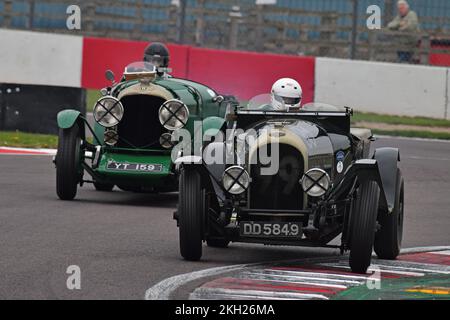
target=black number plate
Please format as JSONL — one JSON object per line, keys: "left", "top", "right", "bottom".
{"left": 107, "top": 162, "right": 163, "bottom": 172}
{"left": 240, "top": 222, "right": 302, "bottom": 238}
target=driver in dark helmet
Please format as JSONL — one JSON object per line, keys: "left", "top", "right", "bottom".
{"left": 118, "top": 42, "right": 170, "bottom": 83}
{"left": 143, "top": 42, "right": 171, "bottom": 77}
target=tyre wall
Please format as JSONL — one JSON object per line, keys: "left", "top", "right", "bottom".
{"left": 0, "top": 29, "right": 85, "bottom": 134}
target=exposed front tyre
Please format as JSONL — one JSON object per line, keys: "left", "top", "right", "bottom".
{"left": 56, "top": 125, "right": 82, "bottom": 200}
{"left": 93, "top": 182, "right": 115, "bottom": 192}
{"left": 206, "top": 238, "right": 230, "bottom": 248}
{"left": 374, "top": 170, "right": 404, "bottom": 260}
{"left": 178, "top": 169, "right": 204, "bottom": 261}
{"left": 349, "top": 180, "right": 380, "bottom": 274}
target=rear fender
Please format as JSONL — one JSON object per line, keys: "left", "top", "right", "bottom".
{"left": 373, "top": 148, "right": 400, "bottom": 213}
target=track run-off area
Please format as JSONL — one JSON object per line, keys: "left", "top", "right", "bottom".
{"left": 0, "top": 136, "right": 449, "bottom": 299}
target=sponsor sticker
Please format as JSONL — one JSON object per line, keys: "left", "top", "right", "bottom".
{"left": 336, "top": 151, "right": 345, "bottom": 162}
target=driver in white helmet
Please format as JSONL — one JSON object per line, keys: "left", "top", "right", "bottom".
{"left": 270, "top": 78, "right": 303, "bottom": 111}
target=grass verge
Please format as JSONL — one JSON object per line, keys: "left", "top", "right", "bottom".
{"left": 372, "top": 129, "right": 450, "bottom": 140}
{"left": 87, "top": 89, "right": 102, "bottom": 113}
{"left": 2, "top": 108, "right": 449, "bottom": 150}
{"left": 352, "top": 112, "right": 450, "bottom": 128}
{"left": 0, "top": 131, "right": 58, "bottom": 149}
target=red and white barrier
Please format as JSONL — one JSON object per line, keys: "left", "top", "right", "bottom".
{"left": 80, "top": 37, "right": 315, "bottom": 102}
{"left": 1, "top": 28, "right": 449, "bottom": 120}
{"left": 187, "top": 47, "right": 315, "bottom": 102}
{"left": 81, "top": 37, "right": 191, "bottom": 89}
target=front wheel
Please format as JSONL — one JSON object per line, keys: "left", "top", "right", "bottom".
{"left": 349, "top": 180, "right": 380, "bottom": 274}
{"left": 374, "top": 170, "right": 404, "bottom": 259}
{"left": 56, "top": 125, "right": 81, "bottom": 200}
{"left": 178, "top": 169, "right": 204, "bottom": 261}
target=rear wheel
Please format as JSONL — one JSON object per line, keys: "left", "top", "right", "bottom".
{"left": 178, "top": 169, "right": 204, "bottom": 261}
{"left": 56, "top": 125, "right": 81, "bottom": 200}
{"left": 94, "top": 182, "right": 115, "bottom": 192}
{"left": 374, "top": 170, "right": 404, "bottom": 259}
{"left": 349, "top": 180, "right": 380, "bottom": 274}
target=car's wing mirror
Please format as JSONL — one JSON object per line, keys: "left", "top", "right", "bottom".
{"left": 105, "top": 70, "right": 116, "bottom": 84}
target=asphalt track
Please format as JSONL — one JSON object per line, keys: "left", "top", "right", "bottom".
{"left": 0, "top": 137, "right": 449, "bottom": 299}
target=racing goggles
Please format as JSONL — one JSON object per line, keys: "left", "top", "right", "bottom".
{"left": 144, "top": 54, "right": 165, "bottom": 67}
{"left": 274, "top": 94, "right": 301, "bottom": 106}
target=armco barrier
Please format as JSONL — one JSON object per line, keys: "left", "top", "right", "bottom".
{"left": 82, "top": 37, "right": 190, "bottom": 89}
{"left": 0, "top": 83, "right": 85, "bottom": 135}
{"left": 315, "top": 57, "right": 449, "bottom": 120}
{"left": 186, "top": 47, "right": 315, "bottom": 102}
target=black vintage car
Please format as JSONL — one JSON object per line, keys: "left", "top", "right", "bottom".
{"left": 174, "top": 99, "right": 404, "bottom": 274}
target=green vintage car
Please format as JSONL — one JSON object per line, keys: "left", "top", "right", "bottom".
{"left": 55, "top": 61, "right": 228, "bottom": 200}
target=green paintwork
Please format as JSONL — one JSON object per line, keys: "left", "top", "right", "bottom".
{"left": 57, "top": 109, "right": 81, "bottom": 129}
{"left": 156, "top": 80, "right": 214, "bottom": 116}
{"left": 93, "top": 122, "right": 105, "bottom": 144}
{"left": 202, "top": 116, "right": 226, "bottom": 137}
{"left": 94, "top": 151, "right": 174, "bottom": 186}
{"left": 58, "top": 69, "right": 229, "bottom": 190}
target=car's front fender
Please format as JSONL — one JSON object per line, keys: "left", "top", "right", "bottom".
{"left": 202, "top": 116, "right": 226, "bottom": 137}
{"left": 327, "top": 159, "right": 387, "bottom": 207}
{"left": 57, "top": 109, "right": 81, "bottom": 130}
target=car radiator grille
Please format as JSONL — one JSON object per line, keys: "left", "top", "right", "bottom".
{"left": 117, "top": 95, "right": 167, "bottom": 149}
{"left": 249, "top": 144, "right": 304, "bottom": 211}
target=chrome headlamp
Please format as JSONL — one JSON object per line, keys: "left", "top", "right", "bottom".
{"left": 159, "top": 133, "right": 174, "bottom": 149}
{"left": 104, "top": 129, "right": 118, "bottom": 146}
{"left": 223, "top": 166, "right": 250, "bottom": 195}
{"left": 301, "top": 168, "right": 331, "bottom": 197}
{"left": 93, "top": 96, "right": 124, "bottom": 128}
{"left": 158, "top": 99, "right": 189, "bottom": 130}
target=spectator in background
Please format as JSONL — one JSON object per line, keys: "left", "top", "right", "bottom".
{"left": 387, "top": 0, "right": 420, "bottom": 63}
{"left": 387, "top": 0, "right": 419, "bottom": 32}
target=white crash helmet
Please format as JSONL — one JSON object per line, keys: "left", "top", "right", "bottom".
{"left": 270, "top": 78, "right": 303, "bottom": 110}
